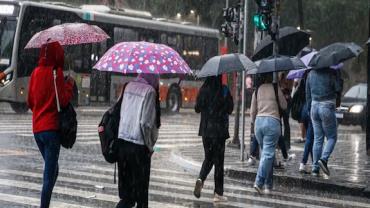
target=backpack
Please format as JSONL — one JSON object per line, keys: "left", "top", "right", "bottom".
{"left": 98, "top": 83, "right": 127, "bottom": 163}
{"left": 291, "top": 80, "right": 306, "bottom": 121}
{"left": 52, "top": 69, "right": 77, "bottom": 149}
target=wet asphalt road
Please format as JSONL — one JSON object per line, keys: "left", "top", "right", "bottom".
{"left": 0, "top": 108, "right": 369, "bottom": 208}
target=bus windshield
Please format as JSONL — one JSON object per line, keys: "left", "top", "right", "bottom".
{"left": 0, "top": 17, "right": 16, "bottom": 72}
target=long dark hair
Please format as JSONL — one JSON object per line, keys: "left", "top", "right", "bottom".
{"left": 155, "top": 87, "right": 161, "bottom": 129}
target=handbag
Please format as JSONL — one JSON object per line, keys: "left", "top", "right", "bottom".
{"left": 53, "top": 68, "right": 78, "bottom": 149}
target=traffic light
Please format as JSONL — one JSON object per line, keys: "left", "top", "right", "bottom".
{"left": 253, "top": 0, "right": 274, "bottom": 32}
{"left": 220, "top": 5, "right": 241, "bottom": 45}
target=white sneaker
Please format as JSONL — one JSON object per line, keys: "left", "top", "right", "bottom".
{"left": 213, "top": 193, "right": 228, "bottom": 202}
{"left": 253, "top": 184, "right": 263, "bottom": 194}
{"left": 299, "top": 163, "right": 310, "bottom": 173}
{"left": 247, "top": 156, "right": 256, "bottom": 166}
{"left": 264, "top": 188, "right": 272, "bottom": 195}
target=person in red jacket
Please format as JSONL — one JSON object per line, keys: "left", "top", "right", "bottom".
{"left": 27, "top": 41, "right": 74, "bottom": 208}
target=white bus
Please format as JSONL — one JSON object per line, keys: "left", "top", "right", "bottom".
{"left": 0, "top": 0, "right": 220, "bottom": 113}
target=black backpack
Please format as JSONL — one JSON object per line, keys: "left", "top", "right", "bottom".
{"left": 291, "top": 80, "right": 306, "bottom": 121}
{"left": 98, "top": 83, "right": 127, "bottom": 163}
{"left": 52, "top": 69, "right": 77, "bottom": 149}
{"left": 59, "top": 103, "right": 77, "bottom": 148}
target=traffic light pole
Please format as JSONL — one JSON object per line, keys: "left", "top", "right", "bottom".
{"left": 366, "top": 7, "right": 370, "bottom": 156}
{"left": 231, "top": 1, "right": 244, "bottom": 148}
{"left": 240, "top": 0, "right": 249, "bottom": 161}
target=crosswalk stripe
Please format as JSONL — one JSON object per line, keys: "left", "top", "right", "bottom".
{"left": 0, "top": 193, "right": 92, "bottom": 208}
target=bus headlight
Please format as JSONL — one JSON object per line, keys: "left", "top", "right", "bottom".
{"left": 349, "top": 105, "right": 364, "bottom": 113}
{"left": 0, "top": 72, "right": 13, "bottom": 86}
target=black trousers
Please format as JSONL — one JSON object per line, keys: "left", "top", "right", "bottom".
{"left": 199, "top": 136, "right": 226, "bottom": 195}
{"left": 116, "top": 140, "right": 151, "bottom": 208}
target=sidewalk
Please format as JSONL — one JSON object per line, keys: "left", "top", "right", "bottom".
{"left": 172, "top": 126, "right": 370, "bottom": 198}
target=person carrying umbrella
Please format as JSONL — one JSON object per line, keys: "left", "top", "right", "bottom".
{"left": 27, "top": 41, "right": 75, "bottom": 208}
{"left": 307, "top": 42, "right": 362, "bottom": 176}
{"left": 250, "top": 72, "right": 287, "bottom": 194}
{"left": 115, "top": 73, "right": 161, "bottom": 208}
{"left": 193, "top": 75, "right": 233, "bottom": 202}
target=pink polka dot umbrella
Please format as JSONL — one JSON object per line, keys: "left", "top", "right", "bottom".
{"left": 25, "top": 23, "right": 110, "bottom": 48}
{"left": 93, "top": 41, "right": 192, "bottom": 75}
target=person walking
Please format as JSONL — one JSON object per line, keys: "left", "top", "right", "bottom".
{"left": 193, "top": 76, "right": 233, "bottom": 202}
{"left": 250, "top": 72, "right": 287, "bottom": 194}
{"left": 115, "top": 73, "right": 160, "bottom": 208}
{"left": 296, "top": 72, "right": 314, "bottom": 173}
{"left": 27, "top": 41, "right": 74, "bottom": 208}
{"left": 306, "top": 68, "right": 342, "bottom": 176}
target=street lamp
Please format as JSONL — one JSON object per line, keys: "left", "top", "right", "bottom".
{"left": 176, "top": 13, "right": 182, "bottom": 19}
{"left": 190, "top": 10, "right": 195, "bottom": 14}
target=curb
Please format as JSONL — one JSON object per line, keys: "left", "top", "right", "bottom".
{"left": 225, "top": 168, "right": 370, "bottom": 198}
{"left": 171, "top": 148, "right": 370, "bottom": 199}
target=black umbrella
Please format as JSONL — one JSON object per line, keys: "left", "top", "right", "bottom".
{"left": 247, "top": 56, "right": 306, "bottom": 75}
{"left": 252, "top": 26, "right": 311, "bottom": 61}
{"left": 308, "top": 42, "right": 363, "bottom": 70}
{"left": 196, "top": 53, "right": 257, "bottom": 78}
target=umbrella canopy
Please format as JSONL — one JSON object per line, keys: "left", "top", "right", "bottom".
{"left": 308, "top": 42, "right": 363, "bottom": 70}
{"left": 252, "top": 26, "right": 311, "bottom": 61}
{"left": 247, "top": 56, "right": 306, "bottom": 75}
{"left": 286, "top": 51, "right": 316, "bottom": 79}
{"left": 25, "top": 23, "right": 110, "bottom": 48}
{"left": 93, "top": 41, "right": 191, "bottom": 74}
{"left": 367, "top": 38, "right": 370, "bottom": 45}
{"left": 196, "top": 53, "right": 257, "bottom": 78}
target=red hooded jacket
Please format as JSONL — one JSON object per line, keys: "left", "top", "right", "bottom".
{"left": 27, "top": 41, "right": 74, "bottom": 133}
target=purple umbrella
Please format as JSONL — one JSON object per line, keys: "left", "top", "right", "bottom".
{"left": 93, "top": 41, "right": 192, "bottom": 74}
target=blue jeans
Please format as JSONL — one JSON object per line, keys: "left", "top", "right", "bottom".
{"left": 311, "top": 101, "right": 337, "bottom": 172}
{"left": 34, "top": 131, "right": 61, "bottom": 208}
{"left": 301, "top": 103, "right": 314, "bottom": 164}
{"left": 254, "top": 116, "right": 281, "bottom": 189}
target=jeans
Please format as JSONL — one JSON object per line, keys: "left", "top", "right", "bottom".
{"left": 199, "top": 137, "right": 226, "bottom": 195}
{"left": 116, "top": 139, "right": 151, "bottom": 208}
{"left": 254, "top": 116, "right": 281, "bottom": 189}
{"left": 250, "top": 135, "right": 259, "bottom": 158}
{"left": 311, "top": 101, "right": 337, "bottom": 172}
{"left": 34, "top": 131, "right": 60, "bottom": 208}
{"left": 301, "top": 103, "right": 314, "bottom": 164}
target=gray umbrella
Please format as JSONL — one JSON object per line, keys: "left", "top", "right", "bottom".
{"left": 196, "top": 53, "right": 257, "bottom": 78}
{"left": 247, "top": 56, "right": 306, "bottom": 75}
{"left": 308, "top": 42, "right": 363, "bottom": 70}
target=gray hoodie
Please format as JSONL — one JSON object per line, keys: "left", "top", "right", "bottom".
{"left": 118, "top": 79, "right": 158, "bottom": 152}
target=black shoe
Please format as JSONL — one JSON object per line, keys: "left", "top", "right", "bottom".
{"left": 193, "top": 179, "right": 203, "bottom": 198}
{"left": 311, "top": 170, "right": 320, "bottom": 177}
{"left": 318, "top": 159, "right": 330, "bottom": 176}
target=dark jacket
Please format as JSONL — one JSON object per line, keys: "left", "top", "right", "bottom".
{"left": 195, "top": 77, "right": 233, "bottom": 139}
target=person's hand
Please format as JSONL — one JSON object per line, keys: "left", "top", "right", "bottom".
{"left": 98, "top": 126, "right": 104, "bottom": 133}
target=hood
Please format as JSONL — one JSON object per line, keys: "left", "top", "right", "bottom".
{"left": 38, "top": 41, "right": 64, "bottom": 68}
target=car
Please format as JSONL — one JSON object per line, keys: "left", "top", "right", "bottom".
{"left": 336, "top": 83, "right": 367, "bottom": 131}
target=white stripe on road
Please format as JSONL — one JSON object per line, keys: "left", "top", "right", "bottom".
{"left": 0, "top": 192, "right": 92, "bottom": 208}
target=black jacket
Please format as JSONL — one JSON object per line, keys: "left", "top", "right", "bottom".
{"left": 195, "top": 84, "right": 233, "bottom": 139}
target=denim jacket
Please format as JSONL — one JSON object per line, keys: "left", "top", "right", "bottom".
{"left": 306, "top": 69, "right": 343, "bottom": 107}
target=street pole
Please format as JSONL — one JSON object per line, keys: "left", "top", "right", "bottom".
{"left": 366, "top": 7, "right": 370, "bottom": 156}
{"left": 297, "top": 0, "right": 304, "bottom": 29}
{"left": 231, "top": 1, "right": 244, "bottom": 148}
{"left": 240, "top": 0, "right": 248, "bottom": 161}
{"left": 224, "top": 0, "right": 229, "bottom": 49}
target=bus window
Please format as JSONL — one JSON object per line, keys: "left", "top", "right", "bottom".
{"left": 183, "top": 36, "right": 202, "bottom": 71}
{"left": 0, "top": 17, "right": 16, "bottom": 72}
{"left": 160, "top": 33, "right": 167, "bottom": 44}
{"left": 139, "top": 29, "right": 159, "bottom": 43}
{"left": 114, "top": 27, "right": 138, "bottom": 43}
{"left": 17, "top": 6, "right": 82, "bottom": 77}
{"left": 167, "top": 34, "right": 182, "bottom": 53}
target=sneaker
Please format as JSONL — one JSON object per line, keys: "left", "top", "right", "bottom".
{"left": 299, "top": 163, "right": 311, "bottom": 174}
{"left": 247, "top": 156, "right": 256, "bottom": 166}
{"left": 311, "top": 170, "right": 320, "bottom": 177}
{"left": 213, "top": 193, "right": 228, "bottom": 202}
{"left": 254, "top": 184, "right": 263, "bottom": 194}
{"left": 193, "top": 179, "right": 203, "bottom": 198}
{"left": 296, "top": 138, "right": 306, "bottom": 143}
{"left": 264, "top": 188, "right": 272, "bottom": 195}
{"left": 318, "top": 159, "right": 330, "bottom": 176}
